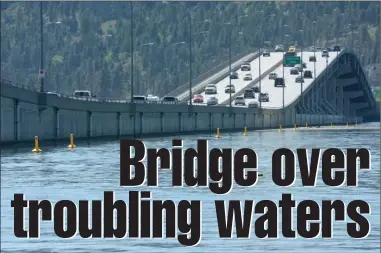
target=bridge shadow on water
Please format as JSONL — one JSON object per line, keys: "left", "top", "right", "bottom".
{"left": 1, "top": 122, "right": 379, "bottom": 155}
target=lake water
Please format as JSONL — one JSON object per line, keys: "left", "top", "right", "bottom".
{"left": 1, "top": 123, "right": 380, "bottom": 252}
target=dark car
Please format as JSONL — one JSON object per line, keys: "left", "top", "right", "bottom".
{"left": 252, "top": 85, "right": 260, "bottom": 93}
{"left": 274, "top": 77, "right": 285, "bottom": 87}
{"left": 243, "top": 89, "right": 255, "bottom": 99}
{"left": 304, "top": 70, "right": 313, "bottom": 78}
{"left": 333, "top": 45, "right": 341, "bottom": 52}
{"left": 295, "top": 76, "right": 304, "bottom": 83}
{"left": 262, "top": 51, "right": 270, "bottom": 57}
{"left": 230, "top": 72, "right": 239, "bottom": 79}
{"left": 161, "top": 96, "right": 179, "bottom": 104}
{"left": 290, "top": 68, "right": 299, "bottom": 75}
{"left": 309, "top": 56, "right": 316, "bottom": 62}
{"left": 284, "top": 51, "right": 296, "bottom": 57}
{"left": 258, "top": 93, "right": 269, "bottom": 102}
{"left": 327, "top": 47, "right": 333, "bottom": 52}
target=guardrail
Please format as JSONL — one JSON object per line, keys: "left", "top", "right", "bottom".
{"left": 164, "top": 48, "right": 257, "bottom": 98}
{"left": 1, "top": 79, "right": 39, "bottom": 92}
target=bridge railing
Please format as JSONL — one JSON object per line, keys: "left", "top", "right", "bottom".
{"left": 1, "top": 79, "right": 39, "bottom": 92}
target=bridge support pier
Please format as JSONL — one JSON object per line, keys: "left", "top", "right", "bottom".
{"left": 53, "top": 107, "right": 59, "bottom": 140}
{"left": 87, "top": 111, "right": 92, "bottom": 138}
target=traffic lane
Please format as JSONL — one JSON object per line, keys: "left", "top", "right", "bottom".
{"left": 194, "top": 52, "right": 282, "bottom": 105}
{"left": 196, "top": 52, "right": 264, "bottom": 102}
{"left": 217, "top": 52, "right": 284, "bottom": 105}
{"left": 260, "top": 51, "right": 339, "bottom": 108}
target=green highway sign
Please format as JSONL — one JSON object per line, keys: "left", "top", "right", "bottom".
{"left": 284, "top": 56, "right": 301, "bottom": 65}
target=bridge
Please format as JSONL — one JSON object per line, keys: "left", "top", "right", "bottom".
{"left": 1, "top": 48, "right": 378, "bottom": 144}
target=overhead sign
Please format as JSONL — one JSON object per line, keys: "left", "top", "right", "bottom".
{"left": 284, "top": 56, "right": 301, "bottom": 65}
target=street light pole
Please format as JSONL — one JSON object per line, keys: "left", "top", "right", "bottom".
{"left": 299, "top": 30, "right": 304, "bottom": 98}
{"left": 259, "top": 41, "right": 262, "bottom": 106}
{"left": 228, "top": 24, "right": 232, "bottom": 108}
{"left": 188, "top": 12, "right": 193, "bottom": 106}
{"left": 130, "top": 1, "right": 134, "bottom": 103}
{"left": 282, "top": 25, "right": 288, "bottom": 112}
{"left": 130, "top": 1, "right": 135, "bottom": 138}
{"left": 40, "top": 1, "right": 44, "bottom": 93}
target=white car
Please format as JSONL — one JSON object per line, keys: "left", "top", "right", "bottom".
{"left": 204, "top": 84, "right": 217, "bottom": 94}
{"left": 207, "top": 96, "right": 218, "bottom": 106}
{"left": 269, "top": 73, "right": 277, "bottom": 80}
{"left": 322, "top": 50, "right": 329, "bottom": 57}
{"left": 241, "top": 63, "right": 251, "bottom": 71}
{"left": 275, "top": 45, "right": 284, "bottom": 52}
{"left": 243, "top": 73, "right": 253, "bottom": 81}
{"left": 146, "top": 94, "right": 160, "bottom": 103}
{"left": 225, "top": 84, "right": 235, "bottom": 93}
{"left": 234, "top": 96, "right": 246, "bottom": 106}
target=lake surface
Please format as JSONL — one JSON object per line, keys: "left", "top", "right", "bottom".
{"left": 1, "top": 123, "right": 380, "bottom": 252}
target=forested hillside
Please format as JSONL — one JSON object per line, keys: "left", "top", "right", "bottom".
{"left": 1, "top": 1, "right": 380, "bottom": 99}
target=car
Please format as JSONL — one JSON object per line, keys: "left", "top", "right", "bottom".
{"left": 295, "top": 76, "right": 304, "bottom": 83}
{"left": 204, "top": 84, "right": 217, "bottom": 94}
{"left": 258, "top": 93, "right": 269, "bottom": 102}
{"left": 132, "top": 95, "right": 148, "bottom": 103}
{"left": 316, "top": 47, "right": 322, "bottom": 51}
{"left": 225, "top": 84, "right": 235, "bottom": 93}
{"left": 284, "top": 51, "right": 297, "bottom": 57}
{"left": 243, "top": 73, "right": 253, "bottom": 81}
{"left": 290, "top": 68, "right": 299, "bottom": 75}
{"left": 243, "top": 89, "right": 255, "bottom": 99}
{"left": 252, "top": 84, "right": 260, "bottom": 93}
{"left": 269, "top": 73, "right": 277, "bottom": 80}
{"left": 241, "top": 63, "right": 251, "bottom": 71}
{"left": 275, "top": 45, "right": 284, "bottom": 52}
{"left": 322, "top": 50, "right": 329, "bottom": 57}
{"left": 274, "top": 77, "right": 285, "bottom": 87}
{"left": 295, "top": 64, "right": 304, "bottom": 72}
{"left": 46, "top": 91, "right": 59, "bottom": 96}
{"left": 147, "top": 94, "right": 160, "bottom": 103}
{"left": 309, "top": 55, "right": 316, "bottom": 62}
{"left": 161, "top": 96, "right": 179, "bottom": 103}
{"left": 230, "top": 72, "right": 239, "bottom": 79}
{"left": 248, "top": 101, "right": 259, "bottom": 108}
{"left": 207, "top": 96, "right": 218, "bottom": 106}
{"left": 333, "top": 45, "right": 341, "bottom": 52}
{"left": 288, "top": 46, "right": 296, "bottom": 52}
{"left": 327, "top": 47, "right": 333, "bottom": 52}
{"left": 234, "top": 96, "right": 246, "bottom": 106}
{"left": 310, "top": 46, "right": 316, "bottom": 52}
{"left": 262, "top": 50, "right": 270, "bottom": 57}
{"left": 192, "top": 94, "right": 204, "bottom": 103}
{"left": 301, "top": 62, "right": 307, "bottom": 68}
{"left": 74, "top": 90, "right": 96, "bottom": 98}
{"left": 304, "top": 70, "right": 313, "bottom": 78}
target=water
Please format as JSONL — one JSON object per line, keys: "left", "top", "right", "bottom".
{"left": 1, "top": 123, "right": 380, "bottom": 252}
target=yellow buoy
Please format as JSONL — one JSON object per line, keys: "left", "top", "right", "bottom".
{"left": 331, "top": 122, "right": 333, "bottom": 128}
{"left": 243, "top": 126, "right": 248, "bottom": 136}
{"left": 355, "top": 121, "right": 358, "bottom": 127}
{"left": 293, "top": 124, "right": 296, "bottom": 131}
{"left": 32, "top": 136, "right": 42, "bottom": 153}
{"left": 67, "top": 134, "right": 76, "bottom": 149}
{"left": 216, "top": 128, "right": 221, "bottom": 139}
{"left": 279, "top": 124, "right": 283, "bottom": 132}
{"left": 305, "top": 121, "right": 308, "bottom": 128}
